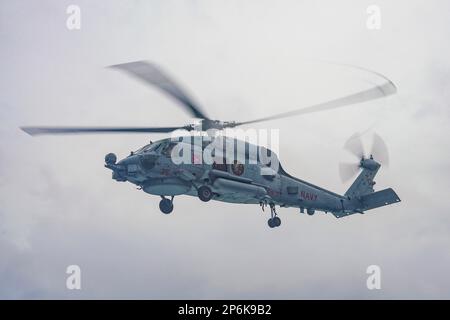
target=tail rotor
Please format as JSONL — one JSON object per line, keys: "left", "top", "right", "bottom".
{"left": 339, "top": 132, "right": 389, "bottom": 183}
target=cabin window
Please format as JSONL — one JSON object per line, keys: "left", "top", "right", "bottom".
{"left": 140, "top": 154, "right": 156, "bottom": 170}
{"left": 162, "top": 142, "right": 177, "bottom": 157}
{"left": 212, "top": 162, "right": 228, "bottom": 172}
{"left": 287, "top": 186, "right": 298, "bottom": 195}
{"left": 262, "top": 175, "right": 274, "bottom": 181}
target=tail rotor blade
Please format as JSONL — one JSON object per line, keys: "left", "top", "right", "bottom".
{"left": 339, "top": 162, "right": 360, "bottom": 183}
{"left": 339, "top": 131, "right": 390, "bottom": 183}
{"left": 371, "top": 133, "right": 390, "bottom": 167}
{"left": 343, "top": 132, "right": 365, "bottom": 159}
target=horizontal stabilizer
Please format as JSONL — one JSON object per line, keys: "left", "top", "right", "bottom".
{"left": 360, "top": 188, "right": 401, "bottom": 211}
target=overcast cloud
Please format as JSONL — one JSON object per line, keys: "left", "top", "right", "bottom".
{"left": 1, "top": 0, "right": 450, "bottom": 299}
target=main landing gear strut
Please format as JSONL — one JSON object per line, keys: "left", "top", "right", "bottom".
{"left": 260, "top": 201, "right": 281, "bottom": 228}
{"left": 159, "top": 196, "right": 174, "bottom": 214}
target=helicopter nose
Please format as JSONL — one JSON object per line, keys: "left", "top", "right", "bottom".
{"left": 104, "top": 153, "right": 129, "bottom": 182}
{"left": 117, "top": 154, "right": 141, "bottom": 174}
{"left": 105, "top": 153, "right": 117, "bottom": 165}
{"left": 117, "top": 154, "right": 138, "bottom": 165}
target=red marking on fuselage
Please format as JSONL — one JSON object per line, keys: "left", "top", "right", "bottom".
{"left": 161, "top": 168, "right": 170, "bottom": 176}
{"left": 267, "top": 188, "right": 280, "bottom": 197}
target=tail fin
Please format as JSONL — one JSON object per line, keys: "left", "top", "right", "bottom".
{"left": 334, "top": 157, "right": 401, "bottom": 218}
{"left": 345, "top": 157, "right": 380, "bottom": 199}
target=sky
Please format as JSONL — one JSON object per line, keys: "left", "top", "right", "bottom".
{"left": 1, "top": 0, "right": 450, "bottom": 299}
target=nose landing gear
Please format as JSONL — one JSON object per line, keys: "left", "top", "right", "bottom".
{"left": 159, "top": 196, "right": 174, "bottom": 214}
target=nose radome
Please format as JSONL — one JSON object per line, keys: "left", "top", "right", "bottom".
{"left": 105, "top": 153, "right": 117, "bottom": 165}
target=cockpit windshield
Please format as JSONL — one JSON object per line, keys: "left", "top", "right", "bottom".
{"left": 135, "top": 142, "right": 162, "bottom": 154}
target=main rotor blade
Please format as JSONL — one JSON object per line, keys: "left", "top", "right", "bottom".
{"left": 233, "top": 73, "right": 396, "bottom": 127}
{"left": 339, "top": 162, "right": 360, "bottom": 183}
{"left": 371, "top": 133, "right": 390, "bottom": 167}
{"left": 109, "top": 61, "right": 209, "bottom": 120}
{"left": 344, "top": 132, "right": 365, "bottom": 159}
{"left": 21, "top": 126, "right": 185, "bottom": 136}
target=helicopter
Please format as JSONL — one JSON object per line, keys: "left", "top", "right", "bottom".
{"left": 21, "top": 61, "right": 401, "bottom": 228}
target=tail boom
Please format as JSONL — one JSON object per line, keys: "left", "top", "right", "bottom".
{"left": 332, "top": 158, "right": 401, "bottom": 218}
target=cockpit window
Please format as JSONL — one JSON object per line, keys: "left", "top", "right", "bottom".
{"left": 135, "top": 142, "right": 162, "bottom": 153}
{"left": 162, "top": 142, "right": 178, "bottom": 157}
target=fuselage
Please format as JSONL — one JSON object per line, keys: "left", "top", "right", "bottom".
{"left": 105, "top": 136, "right": 355, "bottom": 215}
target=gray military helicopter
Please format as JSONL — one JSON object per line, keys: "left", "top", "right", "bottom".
{"left": 21, "top": 61, "right": 401, "bottom": 228}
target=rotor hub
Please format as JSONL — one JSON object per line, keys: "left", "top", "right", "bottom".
{"left": 359, "top": 158, "right": 380, "bottom": 171}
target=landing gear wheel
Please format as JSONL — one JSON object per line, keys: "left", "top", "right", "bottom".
{"left": 159, "top": 198, "right": 173, "bottom": 214}
{"left": 267, "top": 218, "right": 276, "bottom": 228}
{"left": 273, "top": 216, "right": 281, "bottom": 227}
{"left": 266, "top": 203, "right": 281, "bottom": 228}
{"left": 198, "top": 186, "right": 213, "bottom": 202}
